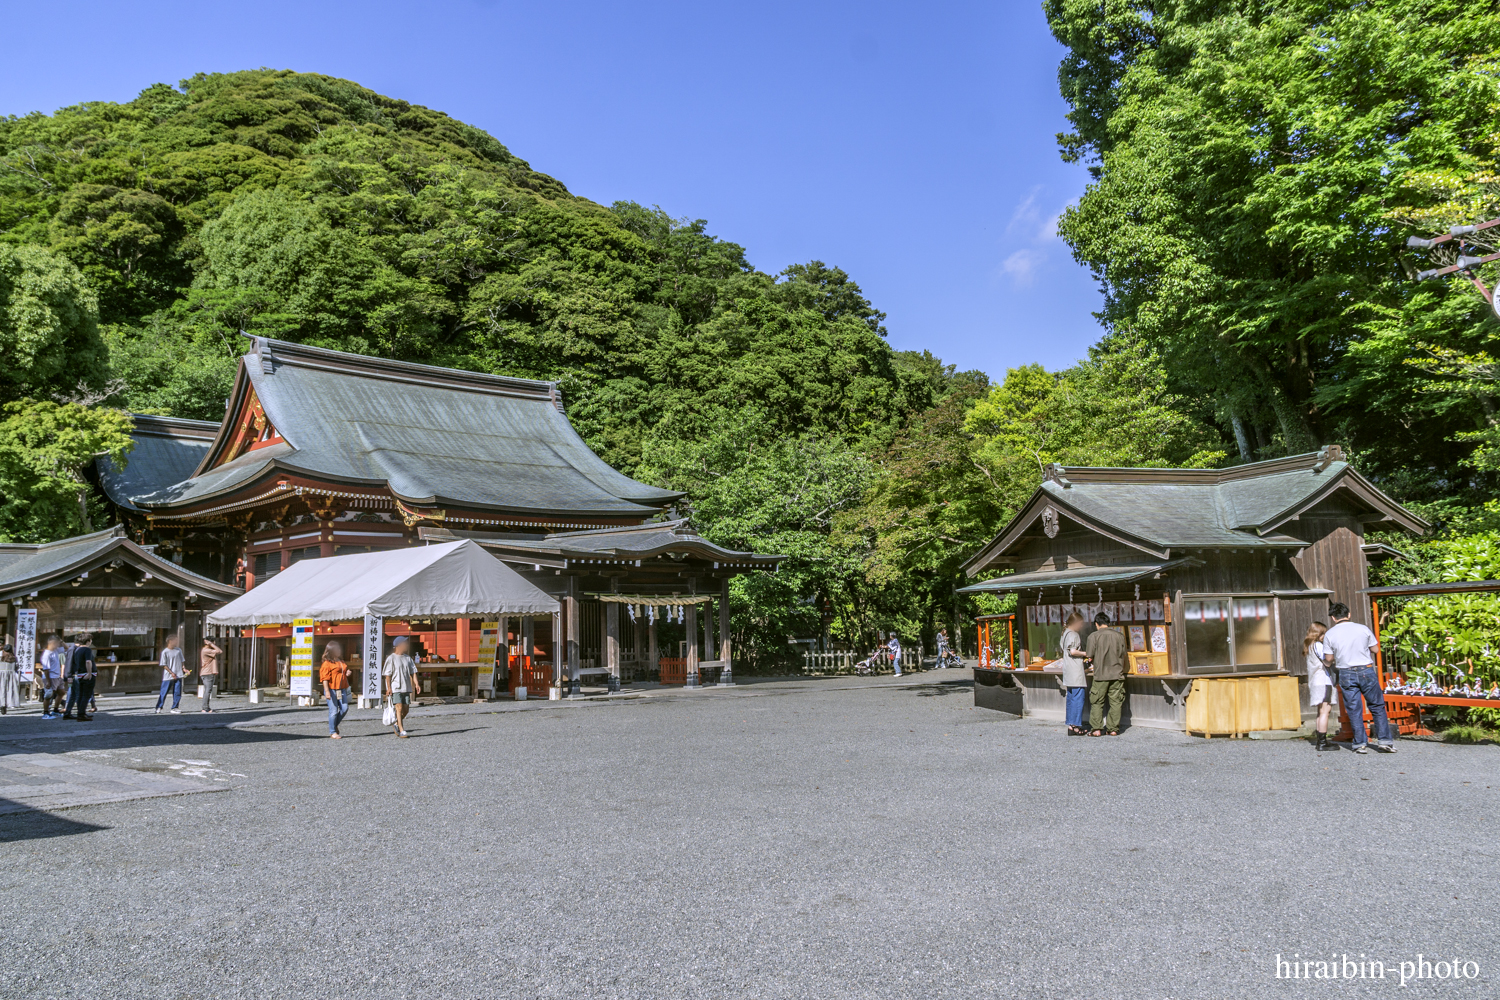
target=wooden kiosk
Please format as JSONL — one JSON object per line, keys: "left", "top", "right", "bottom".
{"left": 961, "top": 449, "right": 1428, "bottom": 735}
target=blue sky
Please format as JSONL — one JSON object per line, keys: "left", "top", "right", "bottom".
{"left": 2, "top": 0, "right": 1104, "bottom": 380}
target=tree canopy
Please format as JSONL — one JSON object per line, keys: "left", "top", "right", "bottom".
{"left": 1046, "top": 0, "right": 1500, "bottom": 499}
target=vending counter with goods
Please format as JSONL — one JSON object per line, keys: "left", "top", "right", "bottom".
{"left": 974, "top": 595, "right": 1299, "bottom": 734}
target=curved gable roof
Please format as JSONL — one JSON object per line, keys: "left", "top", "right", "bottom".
{"left": 964, "top": 449, "right": 1428, "bottom": 577}
{"left": 96, "top": 415, "right": 219, "bottom": 512}
{"left": 135, "top": 339, "right": 681, "bottom": 517}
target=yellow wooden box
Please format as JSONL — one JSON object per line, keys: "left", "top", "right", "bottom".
{"left": 1185, "top": 675, "right": 1300, "bottom": 736}
{"left": 1129, "top": 651, "right": 1170, "bottom": 676}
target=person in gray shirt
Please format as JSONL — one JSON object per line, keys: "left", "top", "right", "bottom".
{"left": 154, "top": 634, "right": 187, "bottom": 714}
{"left": 382, "top": 636, "right": 421, "bottom": 738}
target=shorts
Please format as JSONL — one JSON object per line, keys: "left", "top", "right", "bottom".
{"left": 389, "top": 691, "right": 411, "bottom": 706}
{"left": 1309, "top": 677, "right": 1337, "bottom": 706}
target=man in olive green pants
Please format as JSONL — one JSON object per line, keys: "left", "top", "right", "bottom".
{"left": 1084, "top": 612, "right": 1128, "bottom": 734}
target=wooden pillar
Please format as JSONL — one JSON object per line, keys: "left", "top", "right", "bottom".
{"left": 719, "top": 577, "right": 734, "bottom": 686}
{"left": 520, "top": 616, "right": 535, "bottom": 698}
{"left": 457, "top": 617, "right": 472, "bottom": 666}
{"left": 319, "top": 517, "right": 334, "bottom": 559}
{"left": 605, "top": 601, "right": 621, "bottom": 693}
{"left": 648, "top": 611, "right": 659, "bottom": 679}
{"left": 703, "top": 600, "right": 715, "bottom": 661}
{"left": 566, "top": 578, "right": 581, "bottom": 697}
{"left": 551, "top": 609, "right": 563, "bottom": 695}
{"left": 685, "top": 602, "right": 700, "bottom": 688}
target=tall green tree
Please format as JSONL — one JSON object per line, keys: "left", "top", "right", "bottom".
{"left": 0, "top": 400, "right": 133, "bottom": 540}
{"left": 1046, "top": 0, "right": 1500, "bottom": 494}
{"left": 0, "top": 244, "right": 109, "bottom": 403}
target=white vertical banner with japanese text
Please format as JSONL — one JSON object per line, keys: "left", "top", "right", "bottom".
{"left": 15, "top": 609, "right": 37, "bottom": 684}
{"left": 476, "top": 621, "right": 500, "bottom": 691}
{"left": 362, "top": 614, "right": 383, "bottom": 700}
{"left": 290, "top": 619, "right": 314, "bottom": 697}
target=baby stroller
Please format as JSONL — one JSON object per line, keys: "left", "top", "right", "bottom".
{"left": 853, "top": 650, "right": 882, "bottom": 676}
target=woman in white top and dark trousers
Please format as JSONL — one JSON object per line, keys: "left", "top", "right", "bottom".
{"left": 1304, "top": 622, "right": 1338, "bottom": 751}
{"left": 1060, "top": 612, "right": 1089, "bottom": 735}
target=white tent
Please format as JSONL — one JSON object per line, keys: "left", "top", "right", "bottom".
{"left": 207, "top": 540, "right": 558, "bottom": 625}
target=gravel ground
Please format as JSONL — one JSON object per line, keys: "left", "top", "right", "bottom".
{"left": 0, "top": 674, "right": 1495, "bottom": 999}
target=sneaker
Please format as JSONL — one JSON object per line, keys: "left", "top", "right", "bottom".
{"left": 1373, "top": 743, "right": 1397, "bottom": 753}
{"left": 170, "top": 709, "right": 181, "bottom": 714}
{"left": 41, "top": 713, "right": 53, "bottom": 720}
{"left": 153, "top": 709, "right": 161, "bottom": 714}
{"left": 1352, "top": 744, "right": 1368, "bottom": 754}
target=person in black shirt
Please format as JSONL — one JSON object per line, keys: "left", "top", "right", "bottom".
{"left": 62, "top": 633, "right": 97, "bottom": 722}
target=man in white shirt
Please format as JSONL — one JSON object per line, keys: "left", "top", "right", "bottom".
{"left": 1323, "top": 603, "right": 1395, "bottom": 754}
{"left": 154, "top": 634, "right": 188, "bottom": 714}
{"left": 39, "top": 636, "right": 65, "bottom": 719}
{"left": 382, "top": 636, "right": 421, "bottom": 738}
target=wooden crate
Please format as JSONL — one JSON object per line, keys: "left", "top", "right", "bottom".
{"left": 1186, "top": 675, "right": 1301, "bottom": 738}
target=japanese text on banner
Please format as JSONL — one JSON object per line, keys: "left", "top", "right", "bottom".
{"left": 476, "top": 621, "right": 500, "bottom": 692}
{"left": 15, "top": 609, "right": 36, "bottom": 684}
{"left": 290, "top": 619, "right": 314, "bottom": 697}
{"left": 362, "top": 615, "right": 382, "bottom": 700}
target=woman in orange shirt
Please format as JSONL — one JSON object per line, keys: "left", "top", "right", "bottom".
{"left": 319, "top": 642, "right": 352, "bottom": 739}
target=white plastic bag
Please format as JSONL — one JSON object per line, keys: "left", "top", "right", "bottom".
{"left": 381, "top": 699, "right": 395, "bottom": 727}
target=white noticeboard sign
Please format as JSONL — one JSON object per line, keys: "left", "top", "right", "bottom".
{"left": 362, "top": 614, "right": 383, "bottom": 701}
{"left": 15, "top": 609, "right": 37, "bottom": 684}
{"left": 476, "top": 621, "right": 500, "bottom": 691}
{"left": 290, "top": 619, "right": 314, "bottom": 697}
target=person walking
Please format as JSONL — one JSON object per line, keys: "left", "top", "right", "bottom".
{"left": 887, "top": 633, "right": 903, "bottom": 677}
{"left": 320, "top": 641, "right": 352, "bottom": 739}
{"left": 1324, "top": 603, "right": 1395, "bottom": 754}
{"left": 62, "top": 634, "right": 97, "bottom": 722}
{"left": 39, "top": 636, "right": 66, "bottom": 719}
{"left": 1060, "top": 612, "right": 1089, "bottom": 735}
{"left": 0, "top": 645, "right": 20, "bottom": 715}
{"left": 382, "top": 636, "right": 420, "bottom": 738}
{"left": 154, "top": 634, "right": 188, "bottom": 714}
{"left": 1084, "top": 612, "right": 1127, "bottom": 736}
{"left": 1304, "top": 622, "right": 1338, "bottom": 751}
{"left": 199, "top": 637, "right": 223, "bottom": 713}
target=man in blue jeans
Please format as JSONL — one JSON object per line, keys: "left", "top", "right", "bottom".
{"left": 1324, "top": 603, "right": 1395, "bottom": 754}
{"left": 155, "top": 634, "right": 187, "bottom": 714}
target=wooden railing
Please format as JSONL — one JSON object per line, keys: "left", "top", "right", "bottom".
{"left": 800, "top": 648, "right": 923, "bottom": 674}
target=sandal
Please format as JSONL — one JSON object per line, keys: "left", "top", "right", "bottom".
{"left": 1089, "top": 729, "right": 1103, "bottom": 737}
{"left": 1106, "top": 730, "right": 1120, "bottom": 736}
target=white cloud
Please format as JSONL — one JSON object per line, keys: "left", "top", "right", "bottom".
{"left": 1000, "top": 249, "right": 1042, "bottom": 287}
{"left": 1006, "top": 187, "right": 1043, "bottom": 237}
{"left": 1037, "top": 198, "right": 1076, "bottom": 242}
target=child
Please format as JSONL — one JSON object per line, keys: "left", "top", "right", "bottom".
{"left": 1305, "top": 622, "right": 1337, "bottom": 751}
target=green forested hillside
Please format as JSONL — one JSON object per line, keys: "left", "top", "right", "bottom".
{"left": 0, "top": 70, "right": 978, "bottom": 661}
{"left": 4, "top": 48, "right": 1498, "bottom": 668}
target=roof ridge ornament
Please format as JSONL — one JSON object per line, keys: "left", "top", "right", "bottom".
{"left": 1312, "top": 444, "right": 1345, "bottom": 473}
{"left": 1042, "top": 463, "right": 1071, "bottom": 488}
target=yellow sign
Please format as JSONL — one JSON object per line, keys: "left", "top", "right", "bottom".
{"left": 290, "top": 618, "right": 315, "bottom": 697}
{"left": 476, "top": 621, "right": 500, "bottom": 690}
